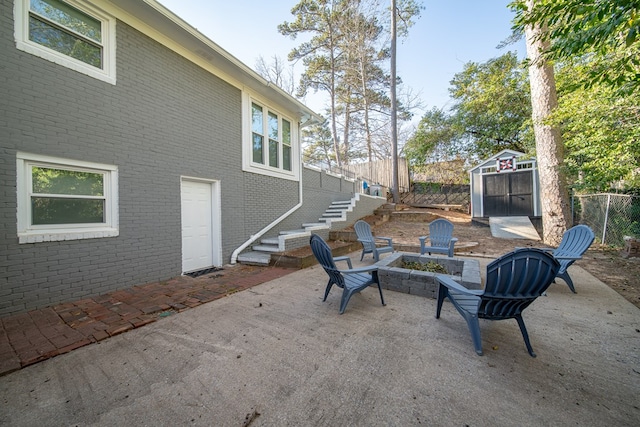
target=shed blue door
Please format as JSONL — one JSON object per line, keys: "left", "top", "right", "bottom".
{"left": 482, "top": 171, "right": 533, "bottom": 216}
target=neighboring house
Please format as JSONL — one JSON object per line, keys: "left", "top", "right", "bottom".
{"left": 468, "top": 149, "right": 541, "bottom": 219}
{"left": 0, "top": 0, "right": 350, "bottom": 315}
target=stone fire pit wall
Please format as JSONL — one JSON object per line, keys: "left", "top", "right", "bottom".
{"left": 376, "top": 252, "right": 482, "bottom": 299}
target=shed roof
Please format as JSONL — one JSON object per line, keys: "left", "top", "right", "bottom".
{"left": 469, "top": 149, "right": 527, "bottom": 173}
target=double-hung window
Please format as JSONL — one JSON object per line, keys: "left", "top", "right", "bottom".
{"left": 14, "top": 0, "right": 116, "bottom": 84}
{"left": 250, "top": 100, "right": 294, "bottom": 175}
{"left": 16, "top": 153, "right": 119, "bottom": 243}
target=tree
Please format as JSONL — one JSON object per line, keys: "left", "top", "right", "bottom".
{"left": 448, "top": 52, "right": 533, "bottom": 159}
{"left": 552, "top": 64, "right": 640, "bottom": 191}
{"left": 255, "top": 55, "right": 297, "bottom": 95}
{"left": 302, "top": 121, "right": 336, "bottom": 165}
{"left": 511, "top": 0, "right": 640, "bottom": 194}
{"left": 279, "top": 0, "right": 350, "bottom": 165}
{"left": 280, "top": 0, "right": 422, "bottom": 169}
{"left": 390, "top": 0, "right": 399, "bottom": 202}
{"left": 405, "top": 52, "right": 533, "bottom": 165}
{"left": 403, "top": 107, "right": 457, "bottom": 165}
{"left": 511, "top": 0, "right": 640, "bottom": 94}
{"left": 523, "top": 0, "right": 571, "bottom": 245}
{"left": 339, "top": 3, "right": 390, "bottom": 167}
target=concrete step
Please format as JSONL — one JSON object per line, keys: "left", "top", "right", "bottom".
{"left": 236, "top": 251, "right": 271, "bottom": 265}
{"left": 280, "top": 229, "right": 307, "bottom": 235}
{"left": 302, "top": 222, "right": 329, "bottom": 229}
{"left": 261, "top": 237, "right": 280, "bottom": 245}
{"left": 238, "top": 197, "right": 358, "bottom": 265}
{"left": 252, "top": 244, "right": 282, "bottom": 253}
{"left": 321, "top": 212, "right": 344, "bottom": 218}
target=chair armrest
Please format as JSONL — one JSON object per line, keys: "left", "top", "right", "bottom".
{"left": 436, "top": 275, "right": 484, "bottom": 296}
{"left": 554, "top": 254, "right": 582, "bottom": 261}
{"left": 333, "top": 256, "right": 353, "bottom": 269}
{"left": 451, "top": 238, "right": 458, "bottom": 243}
{"left": 418, "top": 235, "right": 429, "bottom": 243}
{"left": 375, "top": 236, "right": 393, "bottom": 245}
{"left": 339, "top": 265, "right": 378, "bottom": 275}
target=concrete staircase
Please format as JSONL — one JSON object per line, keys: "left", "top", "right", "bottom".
{"left": 237, "top": 199, "right": 357, "bottom": 265}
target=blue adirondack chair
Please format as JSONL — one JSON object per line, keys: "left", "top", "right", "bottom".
{"left": 419, "top": 218, "right": 458, "bottom": 257}
{"left": 354, "top": 220, "right": 394, "bottom": 261}
{"left": 310, "top": 234, "right": 386, "bottom": 314}
{"left": 545, "top": 224, "right": 595, "bottom": 293}
{"left": 436, "top": 248, "right": 560, "bottom": 357}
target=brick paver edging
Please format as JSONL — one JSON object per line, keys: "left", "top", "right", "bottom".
{"left": 0, "top": 266, "right": 295, "bottom": 376}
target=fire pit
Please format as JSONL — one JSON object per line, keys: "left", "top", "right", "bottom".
{"left": 376, "top": 252, "right": 482, "bottom": 298}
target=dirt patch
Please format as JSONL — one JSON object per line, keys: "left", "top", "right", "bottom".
{"left": 366, "top": 207, "right": 640, "bottom": 309}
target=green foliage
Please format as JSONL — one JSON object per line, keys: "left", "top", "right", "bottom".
{"left": 30, "top": 0, "right": 102, "bottom": 68}
{"left": 403, "top": 107, "right": 457, "bottom": 164}
{"left": 412, "top": 182, "right": 443, "bottom": 193}
{"left": 31, "top": 167, "right": 105, "bottom": 225}
{"left": 449, "top": 51, "right": 534, "bottom": 158}
{"left": 302, "top": 120, "right": 335, "bottom": 165}
{"left": 551, "top": 66, "right": 640, "bottom": 191}
{"left": 32, "top": 167, "right": 103, "bottom": 196}
{"left": 511, "top": 0, "right": 640, "bottom": 94}
{"left": 405, "top": 52, "right": 534, "bottom": 164}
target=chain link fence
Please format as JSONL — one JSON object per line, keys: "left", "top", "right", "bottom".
{"left": 573, "top": 193, "right": 640, "bottom": 247}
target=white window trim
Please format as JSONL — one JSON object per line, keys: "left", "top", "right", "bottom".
{"left": 16, "top": 152, "right": 119, "bottom": 243}
{"left": 14, "top": 0, "right": 117, "bottom": 84}
{"left": 242, "top": 92, "right": 300, "bottom": 181}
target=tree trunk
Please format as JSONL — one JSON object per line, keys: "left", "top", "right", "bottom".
{"left": 524, "top": 0, "right": 571, "bottom": 245}
{"left": 390, "top": 0, "right": 400, "bottom": 203}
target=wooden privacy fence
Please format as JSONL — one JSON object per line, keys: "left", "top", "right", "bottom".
{"left": 401, "top": 183, "right": 470, "bottom": 210}
{"left": 339, "top": 158, "right": 410, "bottom": 193}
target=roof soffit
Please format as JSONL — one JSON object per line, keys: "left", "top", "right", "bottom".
{"left": 103, "top": 0, "right": 321, "bottom": 124}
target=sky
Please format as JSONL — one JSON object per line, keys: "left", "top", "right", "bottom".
{"left": 157, "top": 0, "right": 526, "bottom": 118}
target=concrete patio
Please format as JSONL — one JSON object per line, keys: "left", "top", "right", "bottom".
{"left": 0, "top": 253, "right": 638, "bottom": 426}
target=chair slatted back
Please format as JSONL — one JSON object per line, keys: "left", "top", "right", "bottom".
{"left": 429, "top": 219, "right": 454, "bottom": 248}
{"left": 480, "top": 249, "right": 560, "bottom": 320}
{"left": 553, "top": 225, "right": 595, "bottom": 262}
{"left": 310, "top": 234, "right": 345, "bottom": 289}
{"left": 354, "top": 220, "right": 376, "bottom": 252}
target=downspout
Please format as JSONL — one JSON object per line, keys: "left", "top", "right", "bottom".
{"left": 230, "top": 175, "right": 303, "bottom": 264}
{"left": 231, "top": 113, "right": 314, "bottom": 264}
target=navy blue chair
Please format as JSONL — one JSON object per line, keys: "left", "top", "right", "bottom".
{"left": 419, "top": 218, "right": 458, "bottom": 257}
{"left": 436, "top": 248, "right": 560, "bottom": 357}
{"left": 310, "top": 234, "right": 386, "bottom": 314}
{"left": 354, "top": 220, "right": 394, "bottom": 261}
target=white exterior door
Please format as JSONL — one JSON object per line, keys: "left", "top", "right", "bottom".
{"left": 181, "top": 179, "right": 221, "bottom": 273}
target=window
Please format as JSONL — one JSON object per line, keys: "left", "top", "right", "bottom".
{"left": 247, "top": 99, "right": 296, "bottom": 178}
{"left": 282, "top": 119, "right": 291, "bottom": 171}
{"left": 252, "top": 103, "right": 264, "bottom": 164}
{"left": 14, "top": 0, "right": 116, "bottom": 84}
{"left": 17, "top": 153, "right": 119, "bottom": 243}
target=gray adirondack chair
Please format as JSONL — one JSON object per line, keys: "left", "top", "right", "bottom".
{"left": 436, "top": 248, "right": 560, "bottom": 357}
{"left": 545, "top": 224, "right": 595, "bottom": 293}
{"left": 310, "top": 234, "right": 386, "bottom": 314}
{"left": 354, "top": 220, "right": 394, "bottom": 261}
{"left": 419, "top": 218, "right": 458, "bottom": 257}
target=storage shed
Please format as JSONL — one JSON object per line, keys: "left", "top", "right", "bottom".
{"left": 469, "top": 150, "right": 541, "bottom": 219}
